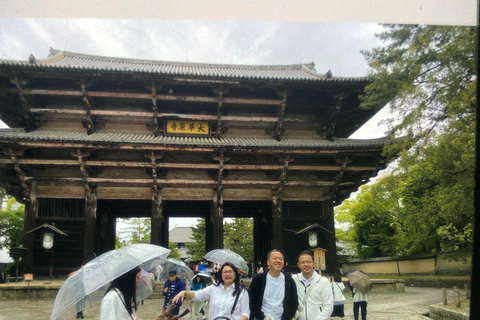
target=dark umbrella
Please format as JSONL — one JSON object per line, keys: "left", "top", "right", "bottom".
{"left": 347, "top": 270, "right": 372, "bottom": 293}
{"left": 192, "top": 272, "right": 213, "bottom": 286}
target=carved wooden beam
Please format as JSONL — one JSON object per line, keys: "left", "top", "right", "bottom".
{"left": 25, "top": 176, "right": 357, "bottom": 187}
{"left": 273, "top": 89, "right": 288, "bottom": 141}
{"left": 148, "top": 151, "right": 164, "bottom": 190}
{"left": 148, "top": 151, "right": 164, "bottom": 221}
{"left": 326, "top": 156, "right": 352, "bottom": 202}
{"left": 215, "top": 86, "right": 223, "bottom": 138}
{"left": 11, "top": 77, "right": 36, "bottom": 132}
{"left": 80, "top": 79, "right": 96, "bottom": 135}
{"left": 73, "top": 149, "right": 96, "bottom": 204}
{"left": 324, "top": 92, "right": 348, "bottom": 140}
{"left": 18, "top": 88, "right": 282, "bottom": 105}
{"left": 30, "top": 108, "right": 297, "bottom": 123}
{"left": 0, "top": 158, "right": 380, "bottom": 172}
{"left": 151, "top": 81, "right": 160, "bottom": 136}
{"left": 5, "top": 148, "right": 30, "bottom": 201}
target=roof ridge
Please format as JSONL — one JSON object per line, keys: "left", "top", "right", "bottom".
{"left": 45, "top": 48, "right": 314, "bottom": 70}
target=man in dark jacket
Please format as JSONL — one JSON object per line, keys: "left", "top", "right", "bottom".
{"left": 163, "top": 269, "right": 184, "bottom": 315}
{"left": 249, "top": 250, "right": 298, "bottom": 320}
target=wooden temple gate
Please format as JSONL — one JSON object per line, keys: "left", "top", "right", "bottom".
{"left": 0, "top": 49, "right": 388, "bottom": 276}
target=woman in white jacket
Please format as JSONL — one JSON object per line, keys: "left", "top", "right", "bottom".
{"left": 330, "top": 274, "right": 345, "bottom": 320}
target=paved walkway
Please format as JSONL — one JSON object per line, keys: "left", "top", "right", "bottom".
{"left": 0, "top": 287, "right": 461, "bottom": 320}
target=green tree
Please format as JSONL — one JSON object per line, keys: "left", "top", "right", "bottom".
{"left": 336, "top": 181, "right": 397, "bottom": 259}
{"left": 168, "top": 241, "right": 181, "bottom": 259}
{"left": 0, "top": 197, "right": 25, "bottom": 249}
{"left": 186, "top": 218, "right": 206, "bottom": 261}
{"left": 337, "top": 25, "right": 475, "bottom": 259}
{"left": 118, "top": 218, "right": 151, "bottom": 244}
{"left": 224, "top": 218, "right": 254, "bottom": 264}
{"left": 361, "top": 25, "right": 475, "bottom": 144}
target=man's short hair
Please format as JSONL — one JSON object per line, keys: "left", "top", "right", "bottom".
{"left": 297, "top": 250, "right": 313, "bottom": 261}
{"left": 267, "top": 249, "right": 284, "bottom": 260}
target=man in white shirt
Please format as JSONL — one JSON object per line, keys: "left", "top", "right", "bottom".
{"left": 249, "top": 250, "right": 298, "bottom": 320}
{"left": 292, "top": 250, "right": 333, "bottom": 320}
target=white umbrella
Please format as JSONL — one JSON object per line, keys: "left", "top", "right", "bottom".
{"left": 137, "top": 270, "right": 154, "bottom": 302}
{"left": 204, "top": 249, "right": 248, "bottom": 270}
{"left": 51, "top": 244, "right": 170, "bottom": 320}
{"left": 159, "top": 258, "right": 194, "bottom": 288}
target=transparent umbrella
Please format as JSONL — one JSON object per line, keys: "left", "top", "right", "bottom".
{"left": 51, "top": 244, "right": 170, "bottom": 320}
{"left": 204, "top": 249, "right": 248, "bottom": 271}
{"left": 137, "top": 270, "right": 154, "bottom": 303}
{"left": 159, "top": 258, "right": 195, "bottom": 289}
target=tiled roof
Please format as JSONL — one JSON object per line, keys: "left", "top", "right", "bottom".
{"left": 0, "top": 128, "right": 388, "bottom": 149}
{"left": 169, "top": 227, "right": 193, "bottom": 243}
{"left": 0, "top": 48, "right": 367, "bottom": 83}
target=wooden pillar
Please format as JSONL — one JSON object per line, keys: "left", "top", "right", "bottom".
{"left": 97, "top": 207, "right": 116, "bottom": 254}
{"left": 253, "top": 206, "right": 270, "bottom": 269}
{"left": 205, "top": 207, "right": 213, "bottom": 252}
{"left": 83, "top": 188, "right": 97, "bottom": 263}
{"left": 151, "top": 192, "right": 168, "bottom": 247}
{"left": 210, "top": 188, "right": 224, "bottom": 249}
{"left": 323, "top": 200, "right": 339, "bottom": 276}
{"left": 272, "top": 196, "right": 283, "bottom": 251}
{"left": 21, "top": 182, "right": 36, "bottom": 273}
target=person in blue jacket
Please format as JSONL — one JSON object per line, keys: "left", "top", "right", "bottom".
{"left": 163, "top": 269, "right": 185, "bottom": 315}
{"left": 192, "top": 274, "right": 207, "bottom": 319}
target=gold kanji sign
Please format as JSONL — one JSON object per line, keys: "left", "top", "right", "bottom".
{"left": 165, "top": 120, "right": 210, "bottom": 135}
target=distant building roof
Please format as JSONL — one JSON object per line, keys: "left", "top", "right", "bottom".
{"left": 0, "top": 48, "right": 367, "bottom": 83}
{"left": 169, "top": 227, "right": 193, "bottom": 243}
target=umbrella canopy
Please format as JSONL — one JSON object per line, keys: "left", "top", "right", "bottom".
{"left": 347, "top": 270, "right": 373, "bottom": 293}
{"left": 192, "top": 272, "right": 213, "bottom": 286}
{"left": 159, "top": 258, "right": 194, "bottom": 288}
{"left": 137, "top": 270, "right": 154, "bottom": 302}
{"left": 204, "top": 249, "right": 248, "bottom": 270}
{"left": 51, "top": 244, "right": 170, "bottom": 320}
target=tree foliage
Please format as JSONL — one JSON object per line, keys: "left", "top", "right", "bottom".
{"left": 185, "top": 218, "right": 254, "bottom": 263}
{"left": 0, "top": 197, "right": 25, "bottom": 249}
{"left": 186, "top": 218, "right": 206, "bottom": 261}
{"left": 337, "top": 25, "right": 475, "bottom": 259}
{"left": 118, "top": 218, "right": 151, "bottom": 244}
{"left": 224, "top": 218, "right": 254, "bottom": 264}
{"left": 168, "top": 241, "right": 181, "bottom": 259}
{"left": 361, "top": 25, "right": 476, "bottom": 145}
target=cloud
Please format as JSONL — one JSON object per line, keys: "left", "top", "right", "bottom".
{"left": 0, "top": 19, "right": 384, "bottom": 78}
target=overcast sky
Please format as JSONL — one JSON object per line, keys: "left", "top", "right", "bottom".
{"left": 1, "top": 19, "right": 386, "bottom": 77}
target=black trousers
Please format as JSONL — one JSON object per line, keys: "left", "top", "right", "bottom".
{"left": 353, "top": 301, "right": 367, "bottom": 320}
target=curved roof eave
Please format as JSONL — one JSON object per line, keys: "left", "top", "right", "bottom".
{"left": 0, "top": 129, "right": 391, "bottom": 150}
{"left": 0, "top": 48, "right": 369, "bottom": 84}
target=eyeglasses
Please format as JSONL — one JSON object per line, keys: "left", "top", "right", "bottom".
{"left": 222, "top": 270, "right": 235, "bottom": 274}
{"left": 298, "top": 261, "right": 314, "bottom": 265}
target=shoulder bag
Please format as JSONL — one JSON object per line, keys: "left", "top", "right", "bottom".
{"left": 213, "top": 288, "right": 243, "bottom": 320}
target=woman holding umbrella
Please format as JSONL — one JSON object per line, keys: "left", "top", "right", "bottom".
{"left": 100, "top": 266, "right": 142, "bottom": 320}
{"left": 172, "top": 262, "right": 250, "bottom": 320}
{"left": 192, "top": 275, "right": 207, "bottom": 319}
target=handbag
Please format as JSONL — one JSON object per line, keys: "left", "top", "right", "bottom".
{"left": 213, "top": 288, "right": 243, "bottom": 320}
{"left": 292, "top": 275, "right": 314, "bottom": 320}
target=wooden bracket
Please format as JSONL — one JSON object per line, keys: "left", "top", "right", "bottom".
{"left": 12, "top": 76, "right": 36, "bottom": 132}
{"left": 272, "top": 89, "right": 288, "bottom": 141}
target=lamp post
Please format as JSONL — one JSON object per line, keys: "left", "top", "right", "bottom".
{"left": 43, "top": 232, "right": 54, "bottom": 281}
{"left": 27, "top": 223, "right": 68, "bottom": 281}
